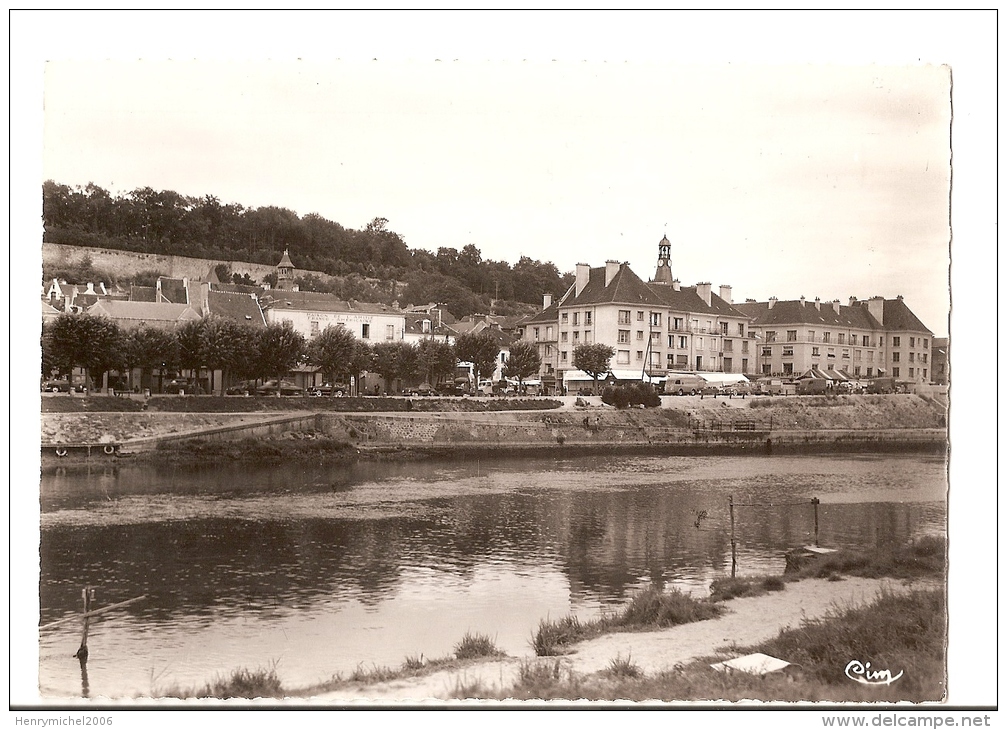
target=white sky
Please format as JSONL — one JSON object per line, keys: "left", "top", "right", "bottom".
{"left": 10, "top": 10, "right": 999, "bottom": 714}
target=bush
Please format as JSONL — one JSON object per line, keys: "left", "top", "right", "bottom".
{"left": 453, "top": 632, "right": 504, "bottom": 660}
{"left": 601, "top": 383, "right": 660, "bottom": 409}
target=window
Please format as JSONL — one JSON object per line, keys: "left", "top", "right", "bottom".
{"left": 617, "top": 350, "right": 630, "bottom": 364}
{"left": 572, "top": 331, "right": 580, "bottom": 343}
{"left": 922, "top": 353, "right": 928, "bottom": 363}
{"left": 677, "top": 354, "right": 688, "bottom": 367}
{"left": 909, "top": 337, "right": 915, "bottom": 347}
{"left": 637, "top": 311, "right": 644, "bottom": 321}
{"left": 787, "top": 330, "right": 797, "bottom": 342}
{"left": 762, "top": 346, "right": 772, "bottom": 357}
{"left": 923, "top": 368, "right": 927, "bottom": 379}
{"left": 783, "top": 362, "right": 793, "bottom": 374}
{"left": 650, "top": 331, "right": 660, "bottom": 341}
{"left": 892, "top": 367, "right": 900, "bottom": 377}
{"left": 636, "top": 331, "right": 644, "bottom": 340}
{"left": 724, "top": 339, "right": 733, "bottom": 352}
{"left": 584, "top": 312, "right": 592, "bottom": 325}
{"left": 892, "top": 336, "right": 900, "bottom": 347}
{"left": 737, "top": 323, "right": 745, "bottom": 336}
{"left": 838, "top": 333, "right": 845, "bottom": 344}
{"left": 724, "top": 357, "right": 733, "bottom": 372}
{"left": 854, "top": 366, "right": 861, "bottom": 375}
{"left": 544, "top": 345, "right": 552, "bottom": 357}
{"left": 310, "top": 321, "right": 320, "bottom": 336}
{"left": 561, "top": 332, "right": 568, "bottom": 342}
{"left": 766, "top": 331, "right": 777, "bottom": 342}
{"left": 361, "top": 323, "right": 370, "bottom": 339}
{"left": 679, "top": 336, "right": 688, "bottom": 349}
{"left": 720, "top": 322, "right": 729, "bottom": 335}
{"left": 673, "top": 317, "right": 684, "bottom": 331}
{"left": 561, "top": 312, "right": 569, "bottom": 324}
{"left": 741, "top": 340, "right": 749, "bottom": 353}
{"left": 823, "top": 332, "right": 831, "bottom": 343}
{"left": 909, "top": 367, "right": 914, "bottom": 378}
{"left": 668, "top": 335, "right": 675, "bottom": 348}
{"left": 879, "top": 336, "right": 884, "bottom": 346}
{"left": 618, "top": 330, "right": 630, "bottom": 344}
{"left": 867, "top": 367, "right": 873, "bottom": 377}
{"left": 854, "top": 350, "right": 862, "bottom": 361}
{"left": 546, "top": 326, "right": 553, "bottom": 339}
{"left": 923, "top": 338, "right": 928, "bottom": 349}
{"left": 909, "top": 352, "right": 915, "bottom": 362}
{"left": 697, "top": 337, "right": 704, "bottom": 349}
{"left": 501, "top": 352, "right": 507, "bottom": 363}
{"left": 842, "top": 349, "right": 849, "bottom": 359}
{"left": 650, "top": 312, "right": 661, "bottom": 327}
{"left": 533, "top": 327, "right": 540, "bottom": 340}
{"left": 618, "top": 310, "right": 631, "bottom": 325}
{"left": 812, "top": 346, "right": 820, "bottom": 356}
{"left": 741, "top": 358, "right": 748, "bottom": 372}
{"left": 892, "top": 352, "right": 900, "bottom": 362}
{"left": 867, "top": 351, "right": 873, "bottom": 361}
{"left": 691, "top": 318, "right": 699, "bottom": 332}
{"left": 762, "top": 363, "right": 771, "bottom": 374}
{"left": 636, "top": 351, "right": 644, "bottom": 360}
{"left": 572, "top": 312, "right": 579, "bottom": 326}
{"left": 584, "top": 330, "right": 592, "bottom": 343}
{"left": 560, "top": 351, "right": 568, "bottom": 362}
{"left": 650, "top": 351, "right": 661, "bottom": 366}
{"left": 808, "top": 330, "right": 816, "bottom": 342}
{"left": 827, "top": 362, "right": 834, "bottom": 371}
{"left": 386, "top": 324, "right": 395, "bottom": 340}
{"left": 782, "top": 346, "right": 794, "bottom": 357}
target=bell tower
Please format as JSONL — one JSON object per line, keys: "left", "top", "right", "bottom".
{"left": 276, "top": 249, "right": 295, "bottom": 291}
{"left": 653, "top": 234, "right": 673, "bottom": 284}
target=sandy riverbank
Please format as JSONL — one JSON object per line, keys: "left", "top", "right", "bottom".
{"left": 306, "top": 575, "right": 940, "bottom": 703}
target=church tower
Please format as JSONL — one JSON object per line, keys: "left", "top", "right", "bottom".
{"left": 652, "top": 234, "right": 674, "bottom": 284}
{"left": 275, "top": 249, "right": 295, "bottom": 290}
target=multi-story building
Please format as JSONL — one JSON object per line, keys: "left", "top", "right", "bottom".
{"left": 736, "top": 295, "right": 934, "bottom": 384}
{"left": 931, "top": 337, "right": 948, "bottom": 385}
{"left": 519, "top": 236, "right": 754, "bottom": 391}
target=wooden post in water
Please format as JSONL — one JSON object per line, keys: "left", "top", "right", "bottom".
{"left": 812, "top": 497, "right": 821, "bottom": 546}
{"left": 729, "top": 495, "right": 737, "bottom": 578}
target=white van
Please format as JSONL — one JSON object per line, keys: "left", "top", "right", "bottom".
{"left": 664, "top": 373, "right": 706, "bottom": 396}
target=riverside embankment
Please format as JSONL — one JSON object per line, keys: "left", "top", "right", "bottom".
{"left": 40, "top": 393, "right": 948, "bottom": 464}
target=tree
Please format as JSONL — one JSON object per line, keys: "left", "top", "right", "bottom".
{"left": 124, "top": 325, "right": 179, "bottom": 392}
{"left": 46, "top": 313, "right": 122, "bottom": 392}
{"left": 503, "top": 340, "right": 541, "bottom": 391}
{"left": 415, "top": 339, "right": 456, "bottom": 386}
{"left": 198, "top": 316, "right": 250, "bottom": 393}
{"left": 175, "top": 320, "right": 205, "bottom": 379}
{"left": 455, "top": 332, "right": 501, "bottom": 386}
{"left": 307, "top": 324, "right": 360, "bottom": 390}
{"left": 255, "top": 321, "right": 306, "bottom": 389}
{"left": 370, "top": 341, "right": 419, "bottom": 394}
{"left": 573, "top": 343, "right": 615, "bottom": 394}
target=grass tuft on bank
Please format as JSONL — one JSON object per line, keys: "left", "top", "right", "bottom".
{"left": 534, "top": 588, "right": 724, "bottom": 656}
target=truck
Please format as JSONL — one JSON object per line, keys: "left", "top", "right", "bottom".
{"left": 663, "top": 373, "right": 707, "bottom": 396}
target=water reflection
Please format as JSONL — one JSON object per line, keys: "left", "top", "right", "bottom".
{"left": 38, "top": 453, "right": 946, "bottom": 697}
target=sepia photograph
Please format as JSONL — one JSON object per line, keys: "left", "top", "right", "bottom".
{"left": 11, "top": 9, "right": 996, "bottom": 724}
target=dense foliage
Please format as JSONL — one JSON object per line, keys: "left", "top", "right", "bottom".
{"left": 43, "top": 181, "right": 574, "bottom": 317}
{"left": 601, "top": 382, "right": 663, "bottom": 409}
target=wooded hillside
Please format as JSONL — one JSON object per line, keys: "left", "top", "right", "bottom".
{"left": 43, "top": 181, "right": 573, "bottom": 317}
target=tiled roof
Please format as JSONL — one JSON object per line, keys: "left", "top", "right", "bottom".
{"left": 130, "top": 285, "right": 157, "bottom": 302}
{"left": 882, "top": 298, "right": 932, "bottom": 334}
{"left": 89, "top": 300, "right": 201, "bottom": 325}
{"left": 735, "top": 300, "right": 883, "bottom": 330}
{"left": 403, "top": 313, "right": 454, "bottom": 336}
{"left": 158, "top": 278, "right": 188, "bottom": 304}
{"left": 266, "top": 291, "right": 402, "bottom": 315}
{"left": 519, "top": 302, "right": 560, "bottom": 325}
{"left": 211, "top": 282, "right": 264, "bottom": 296}
{"left": 277, "top": 250, "right": 294, "bottom": 268}
{"left": 206, "top": 290, "right": 266, "bottom": 327}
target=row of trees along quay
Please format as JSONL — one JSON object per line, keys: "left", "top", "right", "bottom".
{"left": 42, "top": 313, "right": 556, "bottom": 395}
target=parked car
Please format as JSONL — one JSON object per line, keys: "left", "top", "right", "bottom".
{"left": 226, "top": 378, "right": 259, "bottom": 396}
{"left": 436, "top": 382, "right": 466, "bottom": 396}
{"left": 41, "top": 379, "right": 71, "bottom": 392}
{"left": 310, "top": 383, "right": 350, "bottom": 397}
{"left": 726, "top": 382, "right": 752, "bottom": 396}
{"left": 163, "top": 378, "right": 206, "bottom": 395}
{"left": 256, "top": 379, "right": 305, "bottom": 396}
{"left": 403, "top": 383, "right": 436, "bottom": 396}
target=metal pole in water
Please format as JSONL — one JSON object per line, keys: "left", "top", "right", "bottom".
{"left": 729, "top": 495, "right": 737, "bottom": 578}
{"left": 812, "top": 497, "right": 821, "bottom": 546}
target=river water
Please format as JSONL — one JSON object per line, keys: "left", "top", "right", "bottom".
{"left": 38, "top": 452, "right": 946, "bottom": 698}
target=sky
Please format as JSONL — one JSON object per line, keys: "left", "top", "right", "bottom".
{"left": 10, "top": 10, "right": 998, "bottom": 713}
{"left": 37, "top": 32, "right": 956, "bottom": 336}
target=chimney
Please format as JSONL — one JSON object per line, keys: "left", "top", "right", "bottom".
{"left": 799, "top": 295, "right": 805, "bottom": 307}
{"left": 182, "top": 277, "right": 189, "bottom": 303}
{"left": 575, "top": 263, "right": 590, "bottom": 296}
{"left": 815, "top": 297, "right": 821, "bottom": 311}
{"left": 719, "top": 285, "right": 733, "bottom": 304}
{"left": 99, "top": 282, "right": 107, "bottom": 295}
{"left": 85, "top": 282, "right": 96, "bottom": 295}
{"left": 696, "top": 282, "right": 712, "bottom": 307}
{"left": 832, "top": 299, "right": 841, "bottom": 314}
{"left": 867, "top": 296, "right": 885, "bottom": 325}
{"left": 672, "top": 279, "right": 681, "bottom": 292}
{"left": 849, "top": 296, "right": 858, "bottom": 307}
{"left": 768, "top": 297, "right": 777, "bottom": 310}
{"left": 745, "top": 298, "right": 756, "bottom": 303}
{"left": 605, "top": 260, "right": 620, "bottom": 287}
{"left": 543, "top": 294, "right": 552, "bottom": 310}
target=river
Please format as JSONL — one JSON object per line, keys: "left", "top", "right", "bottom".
{"left": 38, "top": 452, "right": 946, "bottom": 698}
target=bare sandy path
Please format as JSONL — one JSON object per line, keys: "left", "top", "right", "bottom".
{"left": 307, "top": 576, "right": 937, "bottom": 704}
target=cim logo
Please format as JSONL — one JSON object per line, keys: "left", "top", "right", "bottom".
{"left": 845, "top": 660, "right": 904, "bottom": 686}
